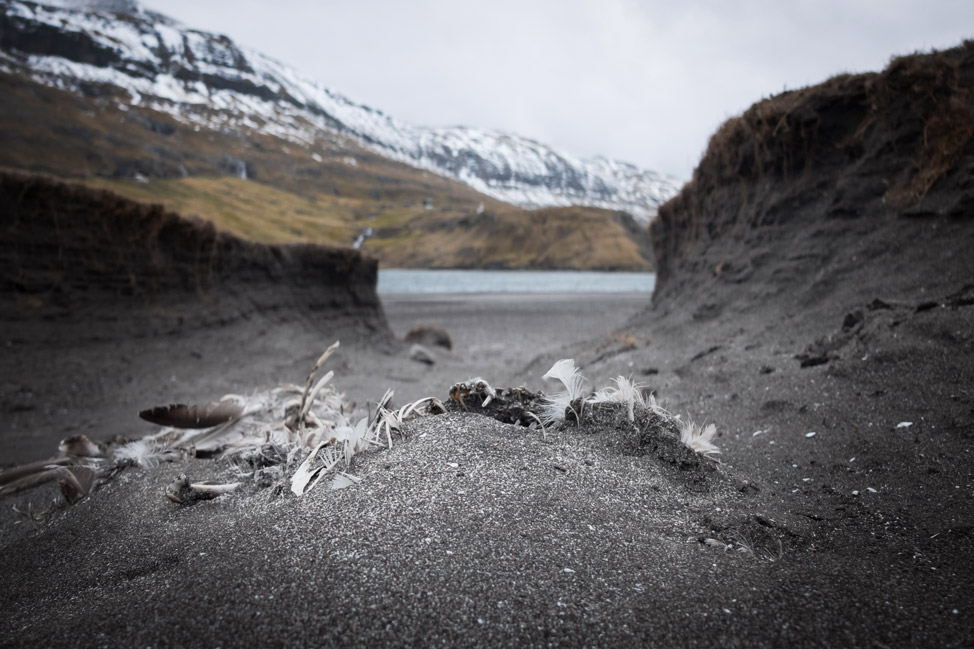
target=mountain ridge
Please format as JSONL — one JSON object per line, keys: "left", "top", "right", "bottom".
{"left": 0, "top": 0, "right": 681, "bottom": 222}
{"left": 0, "top": 64, "right": 657, "bottom": 270}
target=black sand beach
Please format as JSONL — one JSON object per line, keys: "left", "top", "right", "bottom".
{"left": 0, "top": 291, "right": 647, "bottom": 466}
{"left": 3, "top": 42, "right": 974, "bottom": 648}
{"left": 3, "top": 280, "right": 972, "bottom": 648}
{"left": 380, "top": 292, "right": 649, "bottom": 396}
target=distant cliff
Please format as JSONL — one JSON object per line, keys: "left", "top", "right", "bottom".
{"left": 650, "top": 41, "right": 974, "bottom": 322}
{"left": 0, "top": 171, "right": 389, "bottom": 341}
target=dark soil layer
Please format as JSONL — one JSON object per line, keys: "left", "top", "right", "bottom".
{"left": 0, "top": 170, "right": 387, "bottom": 340}
{"left": 651, "top": 41, "right": 974, "bottom": 316}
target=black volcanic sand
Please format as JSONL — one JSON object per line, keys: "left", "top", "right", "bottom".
{"left": 4, "top": 45, "right": 974, "bottom": 647}
{"left": 2, "top": 282, "right": 972, "bottom": 648}
{"left": 0, "top": 292, "right": 648, "bottom": 466}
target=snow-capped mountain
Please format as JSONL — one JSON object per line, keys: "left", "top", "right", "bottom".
{"left": 0, "top": 0, "right": 681, "bottom": 221}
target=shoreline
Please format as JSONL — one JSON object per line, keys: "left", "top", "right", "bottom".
{"left": 377, "top": 268, "right": 657, "bottom": 296}
{"left": 380, "top": 290, "right": 650, "bottom": 303}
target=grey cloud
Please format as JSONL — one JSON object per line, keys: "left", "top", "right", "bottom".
{"left": 150, "top": 0, "right": 974, "bottom": 178}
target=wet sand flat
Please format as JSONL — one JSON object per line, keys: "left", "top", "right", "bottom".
{"left": 379, "top": 292, "right": 648, "bottom": 395}
{"left": 0, "top": 292, "right": 648, "bottom": 467}
{"left": 3, "top": 283, "right": 972, "bottom": 648}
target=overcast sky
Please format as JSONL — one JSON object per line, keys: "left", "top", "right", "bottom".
{"left": 148, "top": 0, "right": 972, "bottom": 179}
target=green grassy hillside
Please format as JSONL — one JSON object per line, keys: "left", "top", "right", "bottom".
{"left": 0, "top": 71, "right": 652, "bottom": 270}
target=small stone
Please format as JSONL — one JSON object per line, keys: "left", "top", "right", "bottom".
{"left": 408, "top": 344, "right": 436, "bottom": 365}
{"left": 404, "top": 325, "right": 453, "bottom": 350}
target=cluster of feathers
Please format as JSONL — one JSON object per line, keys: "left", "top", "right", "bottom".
{"left": 1, "top": 348, "right": 719, "bottom": 509}
{"left": 540, "top": 359, "right": 720, "bottom": 458}
{"left": 121, "top": 341, "right": 405, "bottom": 496}
{"left": 130, "top": 342, "right": 440, "bottom": 497}
{"left": 0, "top": 342, "right": 435, "bottom": 505}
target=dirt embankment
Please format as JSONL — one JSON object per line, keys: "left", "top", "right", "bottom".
{"left": 0, "top": 171, "right": 394, "bottom": 464}
{"left": 563, "top": 44, "right": 974, "bottom": 648}
{"left": 649, "top": 41, "right": 974, "bottom": 328}
{"left": 0, "top": 171, "right": 390, "bottom": 343}
{"left": 629, "top": 40, "right": 974, "bottom": 536}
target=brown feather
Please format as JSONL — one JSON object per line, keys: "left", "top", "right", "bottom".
{"left": 0, "top": 464, "right": 96, "bottom": 502}
{"left": 58, "top": 434, "right": 106, "bottom": 458}
{"left": 139, "top": 399, "right": 243, "bottom": 429}
{"left": 56, "top": 466, "right": 95, "bottom": 505}
{"left": 0, "top": 457, "right": 72, "bottom": 487}
{"left": 290, "top": 341, "right": 340, "bottom": 429}
{"left": 0, "top": 466, "right": 63, "bottom": 496}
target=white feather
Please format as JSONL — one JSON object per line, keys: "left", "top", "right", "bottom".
{"left": 330, "top": 472, "right": 362, "bottom": 490}
{"left": 541, "top": 361, "right": 720, "bottom": 457}
{"left": 678, "top": 420, "right": 721, "bottom": 457}
{"left": 589, "top": 376, "right": 647, "bottom": 422}
{"left": 113, "top": 439, "right": 179, "bottom": 467}
{"left": 542, "top": 359, "right": 588, "bottom": 400}
{"left": 540, "top": 359, "right": 589, "bottom": 425}
{"left": 302, "top": 370, "right": 335, "bottom": 419}
{"left": 290, "top": 441, "right": 343, "bottom": 496}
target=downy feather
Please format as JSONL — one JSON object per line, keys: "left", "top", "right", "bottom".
{"left": 540, "top": 359, "right": 588, "bottom": 425}
{"left": 113, "top": 439, "right": 181, "bottom": 467}
{"left": 678, "top": 420, "right": 721, "bottom": 457}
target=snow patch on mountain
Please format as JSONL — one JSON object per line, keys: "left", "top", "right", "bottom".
{"left": 1, "top": 0, "right": 682, "bottom": 221}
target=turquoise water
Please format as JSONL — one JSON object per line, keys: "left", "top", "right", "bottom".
{"left": 377, "top": 269, "right": 656, "bottom": 295}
